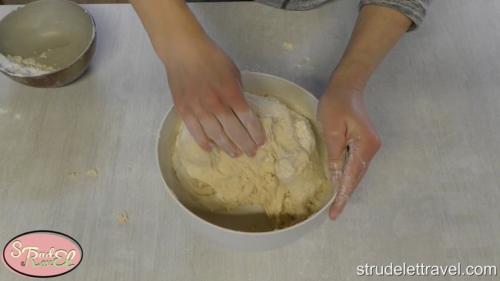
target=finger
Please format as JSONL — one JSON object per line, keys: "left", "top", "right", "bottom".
{"left": 323, "top": 126, "right": 348, "bottom": 188}
{"left": 217, "top": 111, "right": 258, "bottom": 156}
{"left": 203, "top": 91, "right": 258, "bottom": 156}
{"left": 190, "top": 97, "right": 241, "bottom": 157}
{"left": 221, "top": 85, "right": 266, "bottom": 147}
{"left": 329, "top": 138, "right": 375, "bottom": 220}
{"left": 179, "top": 111, "right": 213, "bottom": 152}
{"left": 234, "top": 110, "right": 266, "bottom": 147}
{"left": 199, "top": 114, "right": 241, "bottom": 158}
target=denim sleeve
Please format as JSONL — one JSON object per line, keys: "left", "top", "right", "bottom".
{"left": 359, "top": 0, "right": 432, "bottom": 30}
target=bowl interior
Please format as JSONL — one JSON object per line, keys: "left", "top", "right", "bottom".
{"left": 0, "top": 0, "right": 94, "bottom": 71}
{"left": 158, "top": 72, "right": 334, "bottom": 232}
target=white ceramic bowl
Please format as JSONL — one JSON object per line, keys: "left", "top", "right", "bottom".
{"left": 157, "top": 72, "right": 336, "bottom": 251}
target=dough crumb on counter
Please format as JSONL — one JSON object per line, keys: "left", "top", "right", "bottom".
{"left": 86, "top": 168, "right": 98, "bottom": 178}
{"left": 117, "top": 211, "right": 129, "bottom": 225}
{"left": 282, "top": 42, "right": 295, "bottom": 51}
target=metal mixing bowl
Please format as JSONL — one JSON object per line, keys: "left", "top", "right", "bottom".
{"left": 0, "top": 0, "right": 96, "bottom": 87}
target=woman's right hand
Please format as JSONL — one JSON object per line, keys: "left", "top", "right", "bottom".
{"left": 163, "top": 38, "right": 266, "bottom": 157}
{"left": 131, "top": 0, "right": 265, "bottom": 157}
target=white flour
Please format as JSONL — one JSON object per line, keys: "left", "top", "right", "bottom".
{"left": 0, "top": 53, "right": 55, "bottom": 76}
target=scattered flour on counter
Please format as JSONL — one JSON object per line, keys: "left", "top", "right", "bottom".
{"left": 295, "top": 57, "right": 312, "bottom": 69}
{"left": 0, "top": 53, "right": 55, "bottom": 76}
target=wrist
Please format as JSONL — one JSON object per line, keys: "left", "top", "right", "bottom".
{"left": 154, "top": 31, "right": 211, "bottom": 64}
{"left": 332, "top": 58, "right": 373, "bottom": 86}
{"left": 326, "top": 63, "right": 369, "bottom": 99}
{"left": 144, "top": 1, "right": 210, "bottom": 64}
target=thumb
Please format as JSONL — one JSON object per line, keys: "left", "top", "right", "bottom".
{"left": 323, "top": 127, "right": 348, "bottom": 187}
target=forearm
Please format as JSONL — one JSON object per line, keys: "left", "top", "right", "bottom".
{"left": 331, "top": 5, "right": 412, "bottom": 90}
{"left": 130, "top": 0, "right": 209, "bottom": 62}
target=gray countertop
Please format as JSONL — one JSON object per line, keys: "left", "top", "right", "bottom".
{"left": 1, "top": 1, "right": 499, "bottom": 280}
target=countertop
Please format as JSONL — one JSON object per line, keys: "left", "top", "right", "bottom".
{"left": 1, "top": 1, "right": 499, "bottom": 280}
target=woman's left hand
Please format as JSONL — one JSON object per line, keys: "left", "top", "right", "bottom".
{"left": 318, "top": 80, "right": 381, "bottom": 220}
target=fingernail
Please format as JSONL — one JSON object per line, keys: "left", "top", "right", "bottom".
{"left": 246, "top": 149, "right": 257, "bottom": 157}
{"left": 329, "top": 210, "right": 337, "bottom": 220}
{"left": 257, "top": 138, "right": 266, "bottom": 147}
{"left": 231, "top": 150, "right": 242, "bottom": 158}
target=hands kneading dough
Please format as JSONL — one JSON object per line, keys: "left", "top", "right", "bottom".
{"left": 172, "top": 93, "right": 329, "bottom": 227}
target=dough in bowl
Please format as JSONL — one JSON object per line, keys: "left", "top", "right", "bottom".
{"left": 172, "top": 93, "right": 329, "bottom": 228}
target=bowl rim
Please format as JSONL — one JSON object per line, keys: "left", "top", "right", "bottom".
{"left": 156, "top": 71, "right": 337, "bottom": 236}
{"left": 0, "top": 0, "right": 96, "bottom": 78}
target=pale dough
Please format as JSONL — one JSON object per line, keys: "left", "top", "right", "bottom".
{"left": 172, "top": 93, "right": 329, "bottom": 227}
